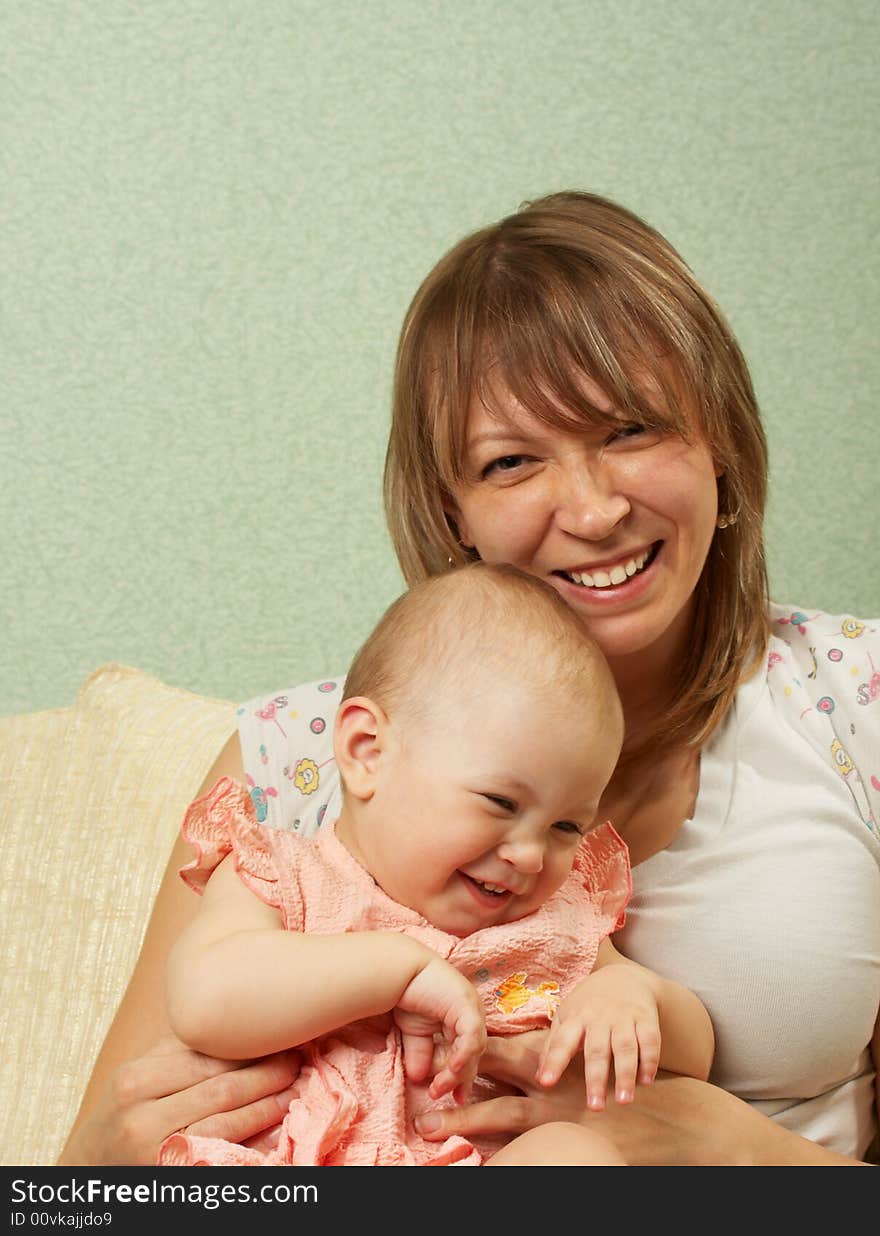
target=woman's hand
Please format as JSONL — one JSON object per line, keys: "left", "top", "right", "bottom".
{"left": 57, "top": 1035, "right": 300, "bottom": 1166}
{"left": 414, "top": 1032, "right": 867, "bottom": 1166}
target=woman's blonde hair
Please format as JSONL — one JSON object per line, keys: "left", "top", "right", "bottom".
{"left": 383, "top": 190, "right": 769, "bottom": 755}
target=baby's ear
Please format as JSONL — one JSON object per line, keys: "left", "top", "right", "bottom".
{"left": 333, "top": 697, "right": 387, "bottom": 800}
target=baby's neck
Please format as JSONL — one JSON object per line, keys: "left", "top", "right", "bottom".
{"left": 332, "top": 806, "right": 373, "bottom": 878}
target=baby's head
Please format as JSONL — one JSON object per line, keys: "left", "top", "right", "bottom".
{"left": 333, "top": 562, "right": 624, "bottom": 936}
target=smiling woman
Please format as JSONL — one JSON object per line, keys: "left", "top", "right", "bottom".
{"left": 385, "top": 192, "right": 770, "bottom": 762}
{"left": 60, "top": 191, "right": 879, "bottom": 1168}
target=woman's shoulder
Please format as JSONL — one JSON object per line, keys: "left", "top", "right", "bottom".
{"left": 768, "top": 601, "right": 879, "bottom": 649}
{"left": 765, "top": 601, "right": 880, "bottom": 709}
{"left": 235, "top": 676, "right": 346, "bottom": 836}
{"left": 763, "top": 600, "right": 880, "bottom": 835}
{"left": 238, "top": 676, "right": 348, "bottom": 716}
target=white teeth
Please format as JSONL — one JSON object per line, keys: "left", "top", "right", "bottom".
{"left": 568, "top": 549, "right": 651, "bottom": 589}
{"left": 476, "top": 880, "right": 507, "bottom": 894}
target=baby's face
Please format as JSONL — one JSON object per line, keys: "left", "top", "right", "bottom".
{"left": 348, "top": 670, "right": 621, "bottom": 936}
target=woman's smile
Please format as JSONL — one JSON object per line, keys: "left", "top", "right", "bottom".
{"left": 552, "top": 541, "right": 661, "bottom": 603}
{"left": 556, "top": 541, "right": 657, "bottom": 588}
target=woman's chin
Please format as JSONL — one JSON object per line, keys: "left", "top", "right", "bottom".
{"left": 574, "top": 599, "right": 697, "bottom": 671}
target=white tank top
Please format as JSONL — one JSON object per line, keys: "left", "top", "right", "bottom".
{"left": 616, "top": 650, "right": 880, "bottom": 1157}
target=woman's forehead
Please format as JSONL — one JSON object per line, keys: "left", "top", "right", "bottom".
{"left": 464, "top": 361, "right": 689, "bottom": 439}
{"left": 475, "top": 368, "right": 615, "bottom": 419}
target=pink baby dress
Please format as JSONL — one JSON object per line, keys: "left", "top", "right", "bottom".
{"left": 158, "top": 777, "right": 631, "bottom": 1167}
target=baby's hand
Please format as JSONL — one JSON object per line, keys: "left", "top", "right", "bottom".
{"left": 395, "top": 956, "right": 487, "bottom": 1104}
{"left": 535, "top": 966, "right": 661, "bottom": 1110}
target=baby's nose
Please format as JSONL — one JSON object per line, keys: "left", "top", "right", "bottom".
{"left": 497, "top": 836, "right": 545, "bottom": 874}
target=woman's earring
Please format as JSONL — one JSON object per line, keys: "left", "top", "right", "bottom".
{"left": 716, "top": 512, "right": 739, "bottom": 529}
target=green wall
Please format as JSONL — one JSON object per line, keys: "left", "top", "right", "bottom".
{"left": 2, "top": 0, "right": 878, "bottom": 716}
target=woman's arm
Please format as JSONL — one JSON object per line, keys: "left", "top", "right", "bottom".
{"left": 592, "top": 935, "right": 715, "bottom": 1081}
{"left": 58, "top": 734, "right": 301, "bottom": 1165}
{"left": 873, "top": 1005, "right": 880, "bottom": 1148}
{"left": 415, "top": 1033, "right": 872, "bottom": 1166}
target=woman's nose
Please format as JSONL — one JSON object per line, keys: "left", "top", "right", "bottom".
{"left": 554, "top": 462, "right": 630, "bottom": 539}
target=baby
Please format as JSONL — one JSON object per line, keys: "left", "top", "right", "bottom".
{"left": 160, "top": 562, "right": 714, "bottom": 1166}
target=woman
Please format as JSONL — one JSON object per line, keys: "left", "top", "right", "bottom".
{"left": 59, "top": 191, "right": 880, "bottom": 1167}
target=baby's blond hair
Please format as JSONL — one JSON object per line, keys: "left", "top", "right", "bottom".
{"left": 343, "top": 561, "right": 622, "bottom": 739}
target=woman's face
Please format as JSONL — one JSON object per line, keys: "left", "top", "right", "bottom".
{"left": 447, "top": 379, "right": 721, "bottom": 671}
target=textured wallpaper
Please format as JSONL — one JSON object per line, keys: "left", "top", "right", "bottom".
{"left": 2, "top": 0, "right": 878, "bottom": 717}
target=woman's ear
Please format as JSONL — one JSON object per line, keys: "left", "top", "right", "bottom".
{"left": 442, "top": 494, "right": 474, "bottom": 550}
{"left": 333, "top": 696, "right": 388, "bottom": 801}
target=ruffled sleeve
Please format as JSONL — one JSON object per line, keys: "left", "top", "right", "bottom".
{"left": 178, "top": 776, "right": 282, "bottom": 910}
{"left": 573, "top": 820, "right": 632, "bottom": 936}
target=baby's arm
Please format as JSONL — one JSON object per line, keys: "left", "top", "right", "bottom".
{"left": 166, "top": 855, "right": 484, "bottom": 1095}
{"left": 536, "top": 936, "right": 714, "bottom": 1109}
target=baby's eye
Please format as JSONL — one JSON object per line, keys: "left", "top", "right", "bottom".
{"left": 483, "top": 794, "right": 516, "bottom": 812}
{"left": 552, "top": 820, "right": 584, "bottom": 836}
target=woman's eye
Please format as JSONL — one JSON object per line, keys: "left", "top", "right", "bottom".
{"left": 611, "top": 422, "right": 647, "bottom": 441}
{"left": 482, "top": 454, "right": 528, "bottom": 477}
{"left": 553, "top": 820, "right": 584, "bottom": 836}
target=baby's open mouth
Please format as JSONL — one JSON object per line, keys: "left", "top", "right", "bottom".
{"left": 461, "top": 873, "right": 510, "bottom": 898}
{"left": 556, "top": 542, "right": 660, "bottom": 589}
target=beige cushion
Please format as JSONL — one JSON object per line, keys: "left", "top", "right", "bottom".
{"left": 0, "top": 664, "right": 237, "bottom": 1166}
